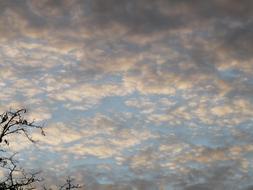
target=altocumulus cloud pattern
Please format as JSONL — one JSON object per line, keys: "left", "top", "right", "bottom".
{"left": 0, "top": 0, "right": 253, "bottom": 189}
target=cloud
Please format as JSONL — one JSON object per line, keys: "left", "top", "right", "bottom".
{"left": 31, "top": 114, "right": 156, "bottom": 161}
{"left": 1, "top": 0, "right": 253, "bottom": 188}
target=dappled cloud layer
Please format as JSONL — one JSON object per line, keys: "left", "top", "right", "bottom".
{"left": 1, "top": 0, "right": 253, "bottom": 189}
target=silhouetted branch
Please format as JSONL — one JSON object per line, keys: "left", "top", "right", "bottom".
{"left": 59, "top": 177, "right": 82, "bottom": 190}
{"left": 0, "top": 108, "right": 44, "bottom": 189}
{"left": 0, "top": 108, "right": 45, "bottom": 147}
{"left": 0, "top": 108, "right": 82, "bottom": 189}
{"left": 0, "top": 154, "right": 42, "bottom": 189}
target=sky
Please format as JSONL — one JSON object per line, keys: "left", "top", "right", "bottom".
{"left": 0, "top": 0, "right": 253, "bottom": 189}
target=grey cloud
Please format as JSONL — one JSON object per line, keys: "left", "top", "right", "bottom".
{"left": 2, "top": 0, "right": 252, "bottom": 34}
{"left": 181, "top": 0, "right": 253, "bottom": 61}
{"left": 180, "top": 162, "right": 252, "bottom": 190}
{"left": 86, "top": 0, "right": 253, "bottom": 34}
{"left": 2, "top": 0, "right": 252, "bottom": 62}
{"left": 24, "top": 0, "right": 187, "bottom": 33}
{"left": 186, "top": 0, "right": 253, "bottom": 20}
{"left": 220, "top": 21, "right": 253, "bottom": 60}
{"left": 87, "top": 0, "right": 186, "bottom": 34}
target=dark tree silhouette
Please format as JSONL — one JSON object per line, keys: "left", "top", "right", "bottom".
{"left": 0, "top": 154, "right": 41, "bottom": 189}
{"left": 59, "top": 177, "right": 82, "bottom": 190}
{"left": 0, "top": 109, "right": 81, "bottom": 190}
{"left": 43, "top": 177, "right": 82, "bottom": 190}
{"left": 0, "top": 108, "right": 45, "bottom": 146}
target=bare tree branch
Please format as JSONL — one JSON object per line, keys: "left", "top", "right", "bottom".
{"left": 0, "top": 109, "right": 44, "bottom": 190}
{"left": 0, "top": 108, "right": 83, "bottom": 189}
{"left": 0, "top": 108, "right": 45, "bottom": 146}
{"left": 59, "top": 177, "right": 82, "bottom": 190}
